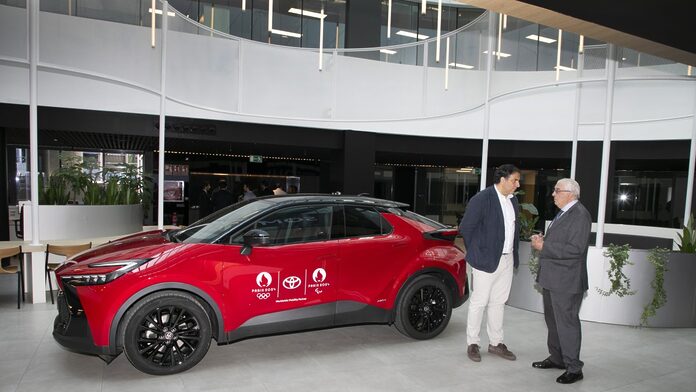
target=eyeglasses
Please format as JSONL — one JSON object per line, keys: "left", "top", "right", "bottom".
{"left": 553, "top": 188, "right": 572, "bottom": 193}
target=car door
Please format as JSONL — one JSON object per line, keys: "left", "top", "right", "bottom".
{"left": 335, "top": 205, "right": 412, "bottom": 320}
{"left": 222, "top": 204, "right": 339, "bottom": 338}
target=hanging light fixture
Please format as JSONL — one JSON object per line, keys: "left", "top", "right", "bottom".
{"left": 242, "top": 0, "right": 246, "bottom": 11}
{"left": 445, "top": 36, "right": 450, "bottom": 90}
{"left": 578, "top": 34, "right": 584, "bottom": 54}
{"left": 268, "top": 0, "right": 274, "bottom": 32}
{"left": 422, "top": 0, "right": 426, "bottom": 14}
{"left": 497, "top": 13, "right": 503, "bottom": 60}
{"left": 436, "top": 0, "right": 442, "bottom": 62}
{"left": 151, "top": 0, "right": 156, "bottom": 47}
{"left": 555, "top": 29, "right": 563, "bottom": 81}
{"left": 319, "top": 5, "right": 325, "bottom": 71}
{"left": 387, "top": 0, "right": 392, "bottom": 38}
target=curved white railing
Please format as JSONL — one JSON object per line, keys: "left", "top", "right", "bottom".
{"left": 0, "top": 2, "right": 693, "bottom": 140}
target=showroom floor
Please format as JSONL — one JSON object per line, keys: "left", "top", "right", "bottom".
{"left": 0, "top": 275, "right": 694, "bottom": 392}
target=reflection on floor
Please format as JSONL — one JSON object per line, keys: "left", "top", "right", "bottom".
{"left": 1, "top": 274, "right": 694, "bottom": 392}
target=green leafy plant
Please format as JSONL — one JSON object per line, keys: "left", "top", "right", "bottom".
{"left": 39, "top": 155, "right": 150, "bottom": 206}
{"left": 640, "top": 247, "right": 670, "bottom": 326}
{"left": 38, "top": 172, "right": 71, "bottom": 205}
{"left": 528, "top": 248, "right": 540, "bottom": 280}
{"left": 519, "top": 203, "right": 540, "bottom": 240}
{"left": 597, "top": 243, "right": 635, "bottom": 297}
{"left": 676, "top": 214, "right": 696, "bottom": 253}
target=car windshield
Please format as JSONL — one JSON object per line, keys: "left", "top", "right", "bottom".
{"left": 172, "top": 199, "right": 277, "bottom": 244}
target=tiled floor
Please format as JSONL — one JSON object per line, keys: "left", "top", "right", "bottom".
{"left": 1, "top": 274, "right": 694, "bottom": 392}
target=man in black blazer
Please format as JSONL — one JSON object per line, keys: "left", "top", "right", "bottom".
{"left": 531, "top": 178, "right": 592, "bottom": 384}
{"left": 459, "top": 164, "right": 521, "bottom": 362}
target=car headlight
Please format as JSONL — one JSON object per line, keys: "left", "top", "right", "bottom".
{"left": 62, "top": 259, "right": 150, "bottom": 286}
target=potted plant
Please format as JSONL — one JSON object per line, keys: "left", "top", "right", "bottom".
{"left": 30, "top": 154, "right": 150, "bottom": 241}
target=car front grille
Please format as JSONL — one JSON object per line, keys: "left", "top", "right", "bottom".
{"left": 57, "top": 291, "right": 70, "bottom": 330}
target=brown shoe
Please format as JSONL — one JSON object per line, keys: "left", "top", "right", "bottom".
{"left": 467, "top": 344, "right": 481, "bottom": 362}
{"left": 488, "top": 343, "right": 517, "bottom": 360}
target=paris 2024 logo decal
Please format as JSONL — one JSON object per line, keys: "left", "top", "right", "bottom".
{"left": 256, "top": 272, "right": 272, "bottom": 287}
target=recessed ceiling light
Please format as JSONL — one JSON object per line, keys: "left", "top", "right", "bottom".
{"left": 526, "top": 34, "right": 556, "bottom": 44}
{"left": 148, "top": 7, "right": 175, "bottom": 17}
{"left": 482, "top": 50, "right": 511, "bottom": 58}
{"left": 396, "top": 30, "right": 429, "bottom": 40}
{"left": 288, "top": 7, "right": 327, "bottom": 19}
{"left": 270, "top": 28, "right": 302, "bottom": 38}
{"left": 448, "top": 62, "right": 474, "bottom": 69}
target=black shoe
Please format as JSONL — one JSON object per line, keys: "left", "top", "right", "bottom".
{"left": 556, "top": 371, "right": 583, "bottom": 384}
{"left": 532, "top": 358, "right": 565, "bottom": 369}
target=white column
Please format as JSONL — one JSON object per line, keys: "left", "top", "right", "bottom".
{"left": 29, "top": 0, "right": 40, "bottom": 246}
{"left": 157, "top": 1, "right": 169, "bottom": 229}
{"left": 684, "top": 86, "right": 696, "bottom": 225}
{"left": 479, "top": 11, "right": 496, "bottom": 190}
{"left": 570, "top": 49, "right": 584, "bottom": 179}
{"left": 595, "top": 44, "right": 617, "bottom": 248}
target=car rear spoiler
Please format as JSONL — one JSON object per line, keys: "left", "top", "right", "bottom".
{"left": 423, "top": 228, "right": 459, "bottom": 242}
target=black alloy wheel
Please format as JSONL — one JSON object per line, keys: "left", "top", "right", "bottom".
{"left": 394, "top": 275, "right": 452, "bottom": 340}
{"left": 122, "top": 291, "right": 212, "bottom": 375}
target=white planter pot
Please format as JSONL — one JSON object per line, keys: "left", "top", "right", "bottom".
{"left": 508, "top": 242, "right": 696, "bottom": 327}
{"left": 23, "top": 204, "right": 143, "bottom": 241}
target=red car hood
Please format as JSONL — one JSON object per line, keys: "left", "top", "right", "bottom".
{"left": 69, "top": 230, "right": 179, "bottom": 266}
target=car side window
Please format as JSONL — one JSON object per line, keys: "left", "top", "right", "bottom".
{"left": 343, "top": 206, "right": 392, "bottom": 238}
{"left": 232, "top": 205, "right": 333, "bottom": 245}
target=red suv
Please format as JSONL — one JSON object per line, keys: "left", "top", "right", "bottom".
{"left": 53, "top": 195, "right": 468, "bottom": 375}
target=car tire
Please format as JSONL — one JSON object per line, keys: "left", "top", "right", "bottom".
{"left": 122, "top": 290, "right": 212, "bottom": 375}
{"left": 394, "top": 275, "right": 452, "bottom": 340}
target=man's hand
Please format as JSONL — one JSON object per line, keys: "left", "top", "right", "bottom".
{"left": 531, "top": 234, "right": 544, "bottom": 251}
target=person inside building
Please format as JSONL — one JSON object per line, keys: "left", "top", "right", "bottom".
{"left": 198, "top": 181, "right": 213, "bottom": 218}
{"left": 211, "top": 179, "right": 234, "bottom": 212}
{"left": 273, "top": 183, "right": 287, "bottom": 195}
{"left": 241, "top": 183, "right": 256, "bottom": 201}
{"left": 257, "top": 180, "right": 274, "bottom": 196}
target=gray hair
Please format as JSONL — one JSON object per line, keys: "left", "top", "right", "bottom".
{"left": 557, "top": 178, "right": 580, "bottom": 199}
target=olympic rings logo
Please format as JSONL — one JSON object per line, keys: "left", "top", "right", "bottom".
{"left": 257, "top": 293, "right": 271, "bottom": 300}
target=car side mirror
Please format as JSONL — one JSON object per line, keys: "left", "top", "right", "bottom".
{"left": 240, "top": 229, "right": 271, "bottom": 255}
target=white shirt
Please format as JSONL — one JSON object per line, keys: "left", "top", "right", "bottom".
{"left": 494, "top": 185, "right": 516, "bottom": 254}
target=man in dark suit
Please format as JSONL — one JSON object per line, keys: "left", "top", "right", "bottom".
{"left": 531, "top": 178, "right": 592, "bottom": 384}
{"left": 459, "top": 164, "right": 521, "bottom": 362}
{"left": 211, "top": 179, "right": 234, "bottom": 212}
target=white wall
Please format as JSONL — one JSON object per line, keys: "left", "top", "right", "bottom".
{"left": 0, "top": 5, "right": 694, "bottom": 141}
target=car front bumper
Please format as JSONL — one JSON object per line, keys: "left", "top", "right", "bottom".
{"left": 53, "top": 287, "right": 119, "bottom": 361}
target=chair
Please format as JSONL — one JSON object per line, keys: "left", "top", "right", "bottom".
{"left": 45, "top": 243, "right": 92, "bottom": 304}
{"left": 0, "top": 246, "right": 24, "bottom": 309}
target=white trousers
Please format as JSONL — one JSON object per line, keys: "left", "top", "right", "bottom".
{"left": 466, "top": 253, "right": 514, "bottom": 346}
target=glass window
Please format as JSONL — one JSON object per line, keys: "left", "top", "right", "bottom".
{"left": 301, "top": 0, "right": 345, "bottom": 49}
{"left": 344, "top": 205, "right": 391, "bottom": 237}
{"left": 230, "top": 204, "right": 333, "bottom": 245}
{"left": 610, "top": 168, "right": 688, "bottom": 228}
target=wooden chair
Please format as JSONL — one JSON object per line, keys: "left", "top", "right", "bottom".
{"left": 0, "top": 246, "right": 24, "bottom": 309}
{"left": 45, "top": 243, "right": 92, "bottom": 304}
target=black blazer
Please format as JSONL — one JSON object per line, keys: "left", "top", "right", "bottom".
{"left": 458, "top": 185, "right": 520, "bottom": 273}
{"left": 537, "top": 201, "right": 592, "bottom": 293}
